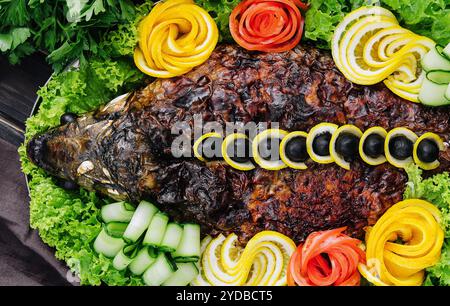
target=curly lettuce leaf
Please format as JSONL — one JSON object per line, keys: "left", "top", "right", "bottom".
{"left": 195, "top": 0, "right": 241, "bottom": 42}
{"left": 17, "top": 161, "right": 145, "bottom": 286}
{"left": 404, "top": 164, "right": 450, "bottom": 286}
{"left": 304, "top": 0, "right": 450, "bottom": 48}
{"left": 20, "top": 55, "right": 146, "bottom": 284}
{"left": 20, "top": 7, "right": 149, "bottom": 284}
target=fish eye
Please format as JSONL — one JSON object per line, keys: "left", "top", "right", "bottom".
{"left": 60, "top": 112, "right": 78, "bottom": 125}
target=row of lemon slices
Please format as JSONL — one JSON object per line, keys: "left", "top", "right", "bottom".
{"left": 193, "top": 123, "right": 444, "bottom": 171}
{"left": 331, "top": 6, "right": 435, "bottom": 102}
{"left": 190, "top": 231, "right": 296, "bottom": 286}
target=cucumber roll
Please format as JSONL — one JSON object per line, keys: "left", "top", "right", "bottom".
{"left": 173, "top": 224, "right": 201, "bottom": 262}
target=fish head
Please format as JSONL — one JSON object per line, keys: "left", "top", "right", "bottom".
{"left": 26, "top": 94, "right": 135, "bottom": 200}
{"left": 27, "top": 113, "right": 111, "bottom": 183}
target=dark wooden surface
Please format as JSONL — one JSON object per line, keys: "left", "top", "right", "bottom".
{"left": 0, "top": 55, "right": 71, "bottom": 285}
{"left": 0, "top": 54, "right": 52, "bottom": 146}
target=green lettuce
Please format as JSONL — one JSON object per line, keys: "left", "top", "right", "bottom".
{"left": 195, "top": 0, "right": 241, "bottom": 42}
{"left": 19, "top": 5, "right": 149, "bottom": 285}
{"left": 304, "top": 0, "right": 450, "bottom": 48}
{"left": 404, "top": 164, "right": 450, "bottom": 286}
{"left": 20, "top": 57, "right": 146, "bottom": 285}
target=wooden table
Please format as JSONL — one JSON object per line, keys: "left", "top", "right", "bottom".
{"left": 0, "top": 55, "right": 70, "bottom": 285}
{"left": 0, "top": 54, "right": 52, "bottom": 146}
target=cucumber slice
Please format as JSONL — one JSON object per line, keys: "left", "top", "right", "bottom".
{"left": 123, "top": 201, "right": 159, "bottom": 243}
{"left": 129, "top": 246, "right": 158, "bottom": 275}
{"left": 173, "top": 224, "right": 201, "bottom": 262}
{"left": 113, "top": 243, "right": 140, "bottom": 271}
{"left": 159, "top": 223, "right": 183, "bottom": 252}
{"left": 93, "top": 226, "right": 126, "bottom": 258}
{"left": 444, "top": 43, "right": 450, "bottom": 61}
{"left": 418, "top": 78, "right": 450, "bottom": 106}
{"left": 143, "top": 212, "right": 169, "bottom": 247}
{"left": 142, "top": 253, "right": 177, "bottom": 286}
{"left": 445, "top": 83, "right": 450, "bottom": 101}
{"left": 426, "top": 70, "right": 450, "bottom": 85}
{"left": 162, "top": 263, "right": 199, "bottom": 286}
{"left": 101, "top": 202, "right": 135, "bottom": 223}
{"left": 104, "top": 222, "right": 128, "bottom": 238}
{"left": 421, "top": 46, "right": 450, "bottom": 72}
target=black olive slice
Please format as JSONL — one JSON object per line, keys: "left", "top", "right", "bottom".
{"left": 389, "top": 135, "right": 413, "bottom": 160}
{"left": 258, "top": 137, "right": 281, "bottom": 161}
{"left": 417, "top": 139, "right": 439, "bottom": 163}
{"left": 227, "top": 137, "right": 251, "bottom": 163}
{"left": 363, "top": 133, "right": 385, "bottom": 158}
{"left": 335, "top": 132, "right": 360, "bottom": 161}
{"left": 198, "top": 137, "right": 222, "bottom": 161}
{"left": 312, "top": 132, "right": 332, "bottom": 156}
{"left": 285, "top": 136, "right": 308, "bottom": 162}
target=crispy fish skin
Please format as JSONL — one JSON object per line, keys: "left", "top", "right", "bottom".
{"left": 27, "top": 44, "right": 450, "bottom": 243}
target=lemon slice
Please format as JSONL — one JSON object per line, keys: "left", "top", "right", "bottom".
{"left": 197, "top": 231, "right": 295, "bottom": 286}
{"left": 384, "top": 79, "right": 420, "bottom": 102}
{"left": 221, "top": 133, "right": 255, "bottom": 171}
{"left": 386, "top": 71, "right": 425, "bottom": 91}
{"left": 252, "top": 129, "right": 288, "bottom": 171}
{"left": 385, "top": 127, "right": 418, "bottom": 168}
{"left": 332, "top": 6, "right": 398, "bottom": 71}
{"left": 413, "top": 132, "right": 445, "bottom": 170}
{"left": 306, "top": 123, "right": 338, "bottom": 164}
{"left": 341, "top": 16, "right": 406, "bottom": 84}
{"left": 358, "top": 263, "right": 389, "bottom": 286}
{"left": 134, "top": 48, "right": 177, "bottom": 78}
{"left": 193, "top": 132, "right": 222, "bottom": 162}
{"left": 190, "top": 236, "right": 213, "bottom": 286}
{"left": 359, "top": 127, "right": 387, "bottom": 166}
{"left": 330, "top": 125, "right": 363, "bottom": 170}
{"left": 363, "top": 26, "right": 412, "bottom": 67}
{"left": 375, "top": 31, "right": 413, "bottom": 61}
{"left": 279, "top": 131, "right": 309, "bottom": 170}
{"left": 203, "top": 234, "right": 243, "bottom": 285}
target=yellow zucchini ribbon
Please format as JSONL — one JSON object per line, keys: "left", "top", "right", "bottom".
{"left": 134, "top": 0, "right": 219, "bottom": 78}
{"left": 359, "top": 199, "right": 444, "bottom": 286}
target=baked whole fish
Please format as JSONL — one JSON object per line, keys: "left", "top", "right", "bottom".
{"left": 27, "top": 44, "right": 450, "bottom": 243}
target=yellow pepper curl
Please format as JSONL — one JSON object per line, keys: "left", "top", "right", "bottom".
{"left": 359, "top": 199, "right": 444, "bottom": 286}
{"left": 134, "top": 0, "right": 219, "bottom": 78}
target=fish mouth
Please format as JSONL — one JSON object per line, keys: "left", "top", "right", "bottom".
{"left": 27, "top": 133, "right": 53, "bottom": 172}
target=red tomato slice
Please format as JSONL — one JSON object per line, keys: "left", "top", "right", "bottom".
{"left": 229, "top": 0, "right": 306, "bottom": 52}
{"left": 288, "top": 227, "right": 365, "bottom": 286}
